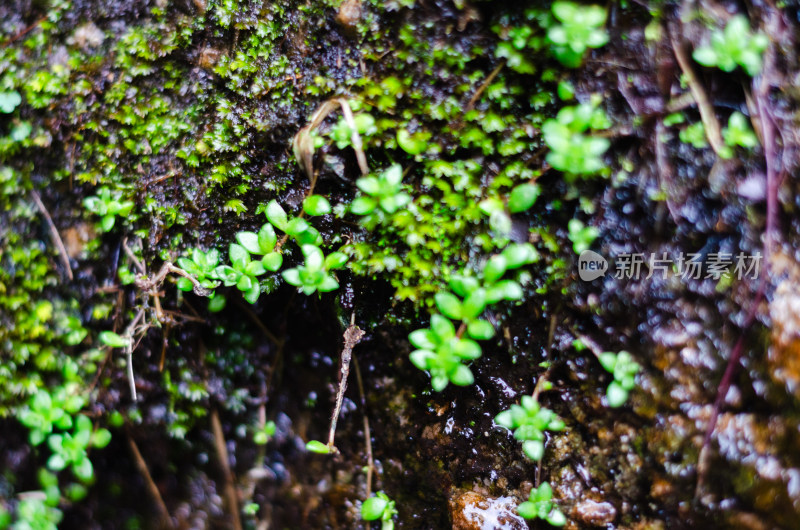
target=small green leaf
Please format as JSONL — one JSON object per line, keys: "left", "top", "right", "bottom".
{"left": 262, "top": 252, "right": 283, "bottom": 272}
{"left": 306, "top": 440, "right": 332, "bottom": 454}
{"left": 324, "top": 252, "right": 348, "bottom": 270}
{"left": 434, "top": 292, "right": 463, "bottom": 320}
{"left": 522, "top": 439, "right": 544, "bottom": 461}
{"left": 517, "top": 500, "right": 537, "bottom": 520}
{"left": 484, "top": 255, "right": 507, "bottom": 284}
{"left": 508, "top": 183, "right": 540, "bottom": 213}
{"left": 450, "top": 365, "right": 474, "bottom": 386}
{"left": 266, "top": 200, "right": 288, "bottom": 231}
{"left": 229, "top": 243, "right": 250, "bottom": 265}
{"left": 176, "top": 277, "right": 194, "bottom": 291}
{"left": 361, "top": 496, "right": 389, "bottom": 521}
{"left": 99, "top": 331, "right": 129, "bottom": 348}
{"left": 467, "top": 319, "right": 495, "bottom": 340}
{"left": 606, "top": 381, "right": 629, "bottom": 408}
{"left": 208, "top": 295, "right": 226, "bottom": 312}
{"left": 92, "top": 429, "right": 112, "bottom": 449}
{"left": 236, "top": 232, "right": 262, "bottom": 254}
{"left": 351, "top": 196, "right": 377, "bottom": 215}
{"left": 303, "top": 195, "right": 332, "bottom": 216}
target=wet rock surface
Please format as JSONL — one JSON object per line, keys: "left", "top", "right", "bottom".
{"left": 1, "top": 0, "right": 799, "bottom": 528}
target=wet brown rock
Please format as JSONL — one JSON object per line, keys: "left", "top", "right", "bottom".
{"left": 61, "top": 223, "right": 96, "bottom": 259}
{"left": 571, "top": 499, "right": 616, "bottom": 527}
{"left": 449, "top": 491, "right": 527, "bottom": 530}
{"left": 336, "top": 0, "right": 362, "bottom": 33}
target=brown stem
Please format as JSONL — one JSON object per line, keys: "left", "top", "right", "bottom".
{"left": 211, "top": 409, "right": 243, "bottom": 530}
{"left": 327, "top": 317, "right": 365, "bottom": 450}
{"left": 30, "top": 190, "right": 73, "bottom": 281}
{"left": 669, "top": 25, "right": 725, "bottom": 156}
{"left": 127, "top": 432, "right": 173, "bottom": 529}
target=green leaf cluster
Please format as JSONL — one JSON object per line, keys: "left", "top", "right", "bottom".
{"left": 543, "top": 97, "right": 610, "bottom": 180}
{"left": 692, "top": 15, "right": 768, "bottom": 76}
{"left": 495, "top": 395, "right": 565, "bottom": 461}
{"left": 517, "top": 482, "right": 566, "bottom": 526}
{"left": 598, "top": 351, "right": 640, "bottom": 407}
{"left": 546, "top": 2, "right": 609, "bottom": 68}
{"left": 361, "top": 491, "right": 398, "bottom": 530}
{"left": 82, "top": 187, "right": 135, "bottom": 232}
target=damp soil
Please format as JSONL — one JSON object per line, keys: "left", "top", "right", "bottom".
{"left": 2, "top": 0, "right": 800, "bottom": 529}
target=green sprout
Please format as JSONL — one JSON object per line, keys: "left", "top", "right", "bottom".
{"left": 722, "top": 111, "right": 759, "bottom": 153}
{"left": 495, "top": 395, "right": 565, "bottom": 461}
{"left": 409, "top": 314, "right": 481, "bottom": 391}
{"left": 253, "top": 420, "right": 276, "bottom": 445}
{"left": 692, "top": 14, "right": 769, "bottom": 76}
{"left": 18, "top": 388, "right": 86, "bottom": 446}
{"left": 83, "top": 186, "right": 135, "bottom": 232}
{"left": 214, "top": 242, "right": 269, "bottom": 304}
{"left": 567, "top": 219, "right": 599, "bottom": 255}
{"left": 679, "top": 121, "right": 708, "bottom": 148}
{"left": 46, "top": 414, "right": 111, "bottom": 482}
{"left": 176, "top": 248, "right": 223, "bottom": 293}
{"left": 233, "top": 223, "right": 284, "bottom": 272}
{"left": 303, "top": 195, "right": 332, "bottom": 216}
{"left": 265, "top": 200, "right": 323, "bottom": 246}
{"left": 543, "top": 98, "right": 610, "bottom": 180}
{"left": 598, "top": 351, "right": 640, "bottom": 407}
{"left": 546, "top": 1, "right": 609, "bottom": 68}
{"left": 281, "top": 244, "right": 347, "bottom": 295}
{"left": 350, "top": 164, "right": 412, "bottom": 217}
{"left": 361, "top": 491, "right": 398, "bottom": 530}
{"left": 517, "top": 482, "right": 567, "bottom": 526}
{"left": 329, "top": 112, "right": 376, "bottom": 149}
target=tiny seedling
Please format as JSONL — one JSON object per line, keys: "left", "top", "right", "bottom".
{"left": 409, "top": 314, "right": 481, "bottom": 391}
{"left": 722, "top": 111, "right": 758, "bottom": 152}
{"left": 692, "top": 14, "right": 769, "bottom": 76}
{"left": 361, "top": 491, "right": 398, "bottom": 530}
{"left": 47, "top": 414, "right": 111, "bottom": 482}
{"left": 214, "top": 242, "right": 268, "bottom": 304}
{"left": 567, "top": 219, "right": 599, "bottom": 255}
{"left": 18, "top": 388, "right": 85, "bottom": 446}
{"left": 517, "top": 482, "right": 567, "bottom": 526}
{"left": 543, "top": 98, "right": 610, "bottom": 179}
{"left": 265, "top": 200, "right": 323, "bottom": 246}
{"left": 176, "top": 248, "right": 223, "bottom": 292}
{"left": 495, "top": 395, "right": 565, "bottom": 461}
{"left": 598, "top": 351, "right": 640, "bottom": 407}
{"left": 281, "top": 244, "right": 347, "bottom": 295}
{"left": 546, "top": 1, "right": 609, "bottom": 68}
{"left": 350, "top": 164, "right": 412, "bottom": 216}
{"left": 83, "top": 186, "right": 135, "bottom": 232}
{"left": 0, "top": 90, "right": 22, "bottom": 113}
{"left": 253, "top": 420, "right": 276, "bottom": 445}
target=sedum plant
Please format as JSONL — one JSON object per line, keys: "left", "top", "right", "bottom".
{"left": 409, "top": 314, "right": 482, "bottom": 390}
{"left": 543, "top": 97, "right": 610, "bottom": 180}
{"left": 692, "top": 14, "right": 768, "bottom": 76}
{"left": 517, "top": 482, "right": 567, "bottom": 526}
{"left": 722, "top": 111, "right": 759, "bottom": 153}
{"left": 546, "top": 1, "right": 609, "bottom": 67}
{"left": 495, "top": 395, "right": 565, "bottom": 461}
{"left": 282, "top": 244, "right": 347, "bottom": 295}
{"left": 47, "top": 414, "right": 111, "bottom": 481}
{"left": 214, "top": 242, "right": 270, "bottom": 304}
{"left": 409, "top": 244, "right": 539, "bottom": 391}
{"left": 361, "top": 491, "right": 398, "bottom": 530}
{"left": 350, "top": 164, "right": 412, "bottom": 218}
{"left": 598, "top": 351, "right": 640, "bottom": 407}
{"left": 19, "top": 388, "right": 85, "bottom": 446}
{"left": 83, "top": 186, "right": 135, "bottom": 232}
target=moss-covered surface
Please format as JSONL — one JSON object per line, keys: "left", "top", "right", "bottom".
{"left": 2, "top": 0, "right": 800, "bottom": 528}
